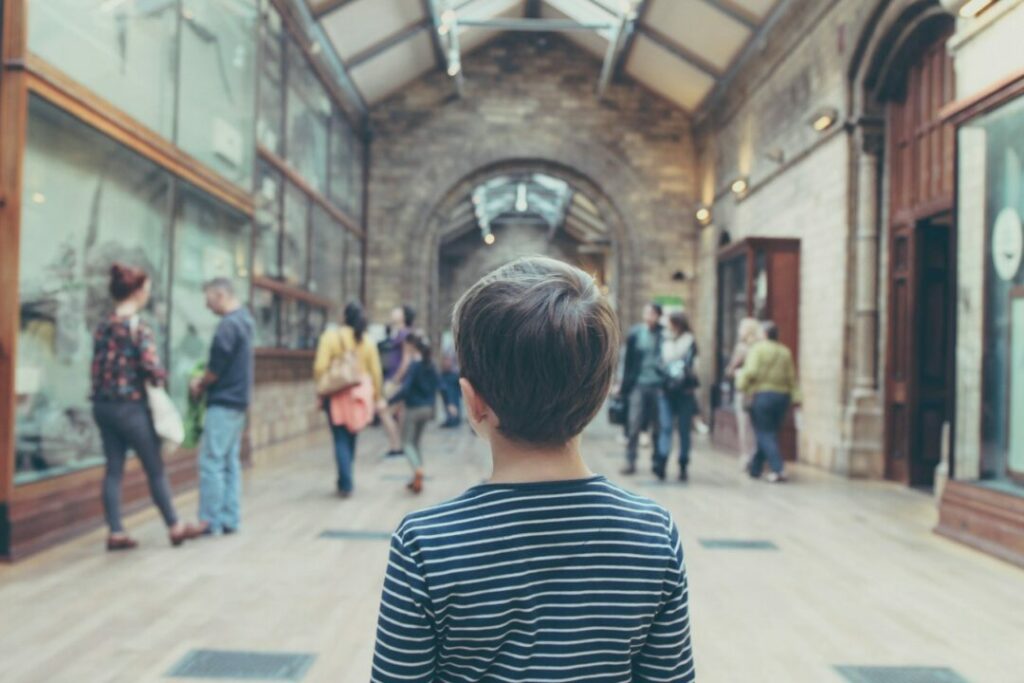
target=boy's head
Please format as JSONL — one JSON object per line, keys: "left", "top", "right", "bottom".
{"left": 453, "top": 256, "right": 620, "bottom": 447}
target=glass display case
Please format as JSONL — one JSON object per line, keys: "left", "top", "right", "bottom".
{"left": 713, "top": 237, "right": 801, "bottom": 460}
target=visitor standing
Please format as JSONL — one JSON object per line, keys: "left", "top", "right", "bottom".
{"left": 371, "top": 257, "right": 694, "bottom": 681}
{"left": 91, "top": 263, "right": 196, "bottom": 550}
{"left": 619, "top": 302, "right": 666, "bottom": 475}
{"left": 725, "top": 317, "right": 764, "bottom": 471}
{"left": 437, "top": 346, "right": 462, "bottom": 428}
{"left": 314, "top": 302, "right": 383, "bottom": 497}
{"left": 378, "top": 305, "right": 416, "bottom": 456}
{"left": 189, "top": 278, "right": 255, "bottom": 535}
{"left": 737, "top": 321, "right": 801, "bottom": 483}
{"left": 657, "top": 311, "right": 700, "bottom": 482}
{"left": 387, "top": 331, "right": 439, "bottom": 493}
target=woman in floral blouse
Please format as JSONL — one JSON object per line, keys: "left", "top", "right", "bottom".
{"left": 91, "top": 263, "right": 198, "bottom": 550}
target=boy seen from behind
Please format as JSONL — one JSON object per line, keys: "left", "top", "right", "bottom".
{"left": 371, "top": 257, "right": 695, "bottom": 682}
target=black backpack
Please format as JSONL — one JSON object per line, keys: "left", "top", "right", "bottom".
{"left": 663, "top": 343, "right": 699, "bottom": 394}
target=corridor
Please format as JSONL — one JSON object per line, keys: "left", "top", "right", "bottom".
{"left": 3, "top": 420, "right": 1021, "bottom": 683}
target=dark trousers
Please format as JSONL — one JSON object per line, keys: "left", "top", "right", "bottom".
{"left": 627, "top": 385, "right": 663, "bottom": 464}
{"left": 92, "top": 400, "right": 178, "bottom": 533}
{"left": 748, "top": 392, "right": 791, "bottom": 476}
{"left": 439, "top": 373, "right": 461, "bottom": 425}
{"left": 658, "top": 391, "right": 697, "bottom": 468}
{"left": 330, "top": 423, "right": 357, "bottom": 493}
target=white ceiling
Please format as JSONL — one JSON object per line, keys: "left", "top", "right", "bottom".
{"left": 310, "top": 0, "right": 779, "bottom": 112}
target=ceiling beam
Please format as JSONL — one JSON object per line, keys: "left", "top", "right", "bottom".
{"left": 310, "top": 0, "right": 360, "bottom": 19}
{"left": 458, "top": 17, "right": 614, "bottom": 31}
{"left": 421, "top": 0, "right": 449, "bottom": 68}
{"left": 346, "top": 18, "right": 431, "bottom": 69}
{"left": 701, "top": 0, "right": 759, "bottom": 30}
{"left": 638, "top": 25, "right": 722, "bottom": 79}
{"left": 597, "top": 10, "right": 631, "bottom": 98}
{"left": 614, "top": 0, "right": 650, "bottom": 78}
{"left": 696, "top": 0, "right": 793, "bottom": 119}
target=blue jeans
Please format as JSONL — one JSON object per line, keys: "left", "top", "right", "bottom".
{"left": 330, "top": 423, "right": 357, "bottom": 493}
{"left": 748, "top": 392, "right": 791, "bottom": 476}
{"left": 657, "top": 391, "right": 697, "bottom": 468}
{"left": 198, "top": 404, "right": 247, "bottom": 533}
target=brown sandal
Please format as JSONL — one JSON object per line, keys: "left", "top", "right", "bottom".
{"left": 107, "top": 536, "right": 138, "bottom": 552}
{"left": 169, "top": 522, "right": 205, "bottom": 547}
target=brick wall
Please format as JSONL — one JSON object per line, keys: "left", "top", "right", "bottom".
{"left": 366, "top": 32, "right": 699, "bottom": 334}
{"left": 249, "top": 355, "right": 324, "bottom": 455}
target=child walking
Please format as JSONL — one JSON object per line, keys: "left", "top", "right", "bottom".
{"left": 386, "top": 331, "right": 439, "bottom": 494}
{"left": 371, "top": 257, "right": 695, "bottom": 682}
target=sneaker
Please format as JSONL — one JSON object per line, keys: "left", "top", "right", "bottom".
{"left": 652, "top": 463, "right": 666, "bottom": 481}
{"left": 678, "top": 466, "right": 688, "bottom": 482}
{"left": 384, "top": 449, "right": 405, "bottom": 458}
{"left": 693, "top": 419, "right": 709, "bottom": 435}
{"left": 620, "top": 464, "right": 637, "bottom": 476}
{"left": 765, "top": 472, "right": 786, "bottom": 483}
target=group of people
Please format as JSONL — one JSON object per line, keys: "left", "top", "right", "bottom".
{"left": 615, "top": 302, "right": 801, "bottom": 484}
{"left": 91, "top": 263, "right": 253, "bottom": 551}
{"left": 312, "top": 303, "right": 462, "bottom": 498}
{"left": 618, "top": 302, "right": 701, "bottom": 481}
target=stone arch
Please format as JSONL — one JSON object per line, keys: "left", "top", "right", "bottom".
{"left": 387, "top": 132, "right": 654, "bottom": 335}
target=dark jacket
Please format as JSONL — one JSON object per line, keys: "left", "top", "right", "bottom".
{"left": 206, "top": 307, "right": 255, "bottom": 410}
{"left": 620, "top": 323, "right": 663, "bottom": 397}
{"left": 388, "top": 360, "right": 439, "bottom": 409}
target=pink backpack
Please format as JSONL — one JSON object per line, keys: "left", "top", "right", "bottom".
{"left": 329, "top": 374, "right": 374, "bottom": 432}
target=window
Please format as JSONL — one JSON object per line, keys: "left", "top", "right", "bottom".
{"left": 177, "top": 0, "right": 259, "bottom": 186}
{"left": 286, "top": 39, "right": 330, "bottom": 194}
{"left": 330, "top": 109, "right": 363, "bottom": 220}
{"left": 257, "top": 1, "right": 285, "bottom": 155}
{"left": 28, "top": 0, "right": 178, "bottom": 138}
{"left": 310, "top": 205, "right": 346, "bottom": 303}
{"left": 168, "top": 187, "right": 252, "bottom": 412}
{"left": 282, "top": 182, "right": 310, "bottom": 287}
{"left": 254, "top": 160, "right": 283, "bottom": 279}
{"left": 961, "top": 95, "right": 1024, "bottom": 488}
{"left": 15, "top": 97, "right": 173, "bottom": 485}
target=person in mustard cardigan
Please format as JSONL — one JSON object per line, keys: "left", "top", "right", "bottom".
{"left": 736, "top": 321, "right": 801, "bottom": 483}
{"left": 313, "top": 302, "right": 383, "bottom": 497}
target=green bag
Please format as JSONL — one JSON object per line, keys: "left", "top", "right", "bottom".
{"left": 183, "top": 362, "right": 207, "bottom": 449}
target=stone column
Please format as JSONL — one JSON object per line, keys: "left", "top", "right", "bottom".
{"left": 840, "top": 124, "right": 885, "bottom": 478}
{"left": 853, "top": 130, "right": 882, "bottom": 392}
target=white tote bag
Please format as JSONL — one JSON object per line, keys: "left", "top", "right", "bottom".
{"left": 147, "top": 383, "right": 185, "bottom": 447}
{"left": 128, "top": 315, "right": 185, "bottom": 447}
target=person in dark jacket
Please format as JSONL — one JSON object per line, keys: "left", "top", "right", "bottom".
{"left": 388, "top": 331, "right": 439, "bottom": 493}
{"left": 619, "top": 302, "right": 666, "bottom": 475}
{"left": 189, "top": 278, "right": 255, "bottom": 535}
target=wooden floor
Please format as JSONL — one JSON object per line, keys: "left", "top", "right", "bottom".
{"left": 2, "top": 419, "right": 1023, "bottom": 683}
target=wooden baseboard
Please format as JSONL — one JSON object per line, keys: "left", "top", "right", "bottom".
{"left": 935, "top": 479, "right": 1024, "bottom": 570}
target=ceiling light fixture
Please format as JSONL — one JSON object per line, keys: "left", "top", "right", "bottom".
{"left": 484, "top": 232, "right": 496, "bottom": 245}
{"left": 731, "top": 178, "right": 748, "bottom": 196}
{"left": 31, "top": 191, "right": 46, "bottom": 204}
{"left": 959, "top": 0, "right": 996, "bottom": 17}
{"left": 696, "top": 206, "right": 711, "bottom": 225}
{"left": 810, "top": 107, "right": 839, "bottom": 132}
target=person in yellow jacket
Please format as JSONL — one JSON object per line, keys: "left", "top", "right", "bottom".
{"left": 736, "top": 321, "right": 801, "bottom": 483}
{"left": 313, "top": 302, "right": 383, "bottom": 497}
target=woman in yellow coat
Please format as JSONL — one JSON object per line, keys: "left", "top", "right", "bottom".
{"left": 313, "top": 302, "right": 383, "bottom": 497}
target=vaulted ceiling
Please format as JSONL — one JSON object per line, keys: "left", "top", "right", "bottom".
{"left": 308, "top": 0, "right": 780, "bottom": 113}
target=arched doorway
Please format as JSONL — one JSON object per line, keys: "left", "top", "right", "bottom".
{"left": 412, "top": 160, "right": 639, "bottom": 342}
{"left": 850, "top": 1, "right": 956, "bottom": 488}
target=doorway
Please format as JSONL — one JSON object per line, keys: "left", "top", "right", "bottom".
{"left": 882, "top": 23, "right": 956, "bottom": 488}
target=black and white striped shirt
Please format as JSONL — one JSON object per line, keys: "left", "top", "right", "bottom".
{"left": 372, "top": 475, "right": 695, "bottom": 682}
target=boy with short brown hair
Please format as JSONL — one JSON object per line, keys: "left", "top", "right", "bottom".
{"left": 371, "top": 257, "right": 695, "bottom": 682}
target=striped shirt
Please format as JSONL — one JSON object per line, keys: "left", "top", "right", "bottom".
{"left": 372, "top": 475, "right": 695, "bottom": 682}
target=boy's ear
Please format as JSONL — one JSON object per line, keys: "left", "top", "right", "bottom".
{"left": 459, "top": 377, "right": 493, "bottom": 426}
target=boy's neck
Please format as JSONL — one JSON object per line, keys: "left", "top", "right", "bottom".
{"left": 487, "top": 434, "right": 594, "bottom": 484}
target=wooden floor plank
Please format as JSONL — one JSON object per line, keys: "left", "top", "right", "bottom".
{"left": 2, "top": 420, "right": 1022, "bottom": 682}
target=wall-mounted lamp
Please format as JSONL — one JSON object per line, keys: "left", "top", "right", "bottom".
{"left": 31, "top": 191, "right": 46, "bottom": 204}
{"left": 810, "top": 107, "right": 839, "bottom": 133}
{"left": 958, "top": 0, "right": 996, "bottom": 17}
{"left": 696, "top": 206, "right": 712, "bottom": 225}
{"left": 483, "top": 232, "right": 496, "bottom": 245}
{"left": 731, "top": 178, "right": 748, "bottom": 196}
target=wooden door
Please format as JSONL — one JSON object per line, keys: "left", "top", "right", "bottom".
{"left": 883, "top": 26, "right": 955, "bottom": 486}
